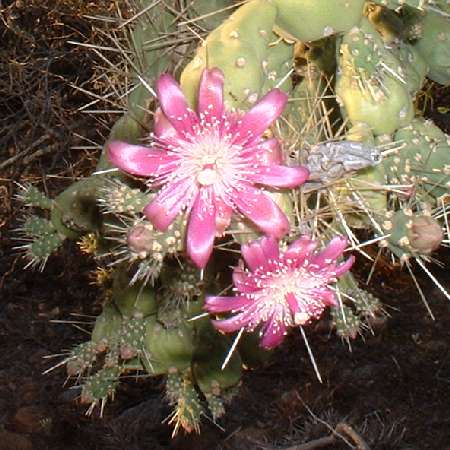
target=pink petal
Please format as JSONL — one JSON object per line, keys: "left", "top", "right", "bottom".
{"left": 153, "top": 108, "right": 180, "bottom": 140}
{"left": 215, "top": 196, "right": 233, "bottom": 235}
{"left": 232, "top": 184, "right": 289, "bottom": 238}
{"left": 283, "top": 236, "right": 317, "bottom": 265}
{"left": 241, "top": 236, "right": 279, "bottom": 272}
{"left": 260, "top": 315, "right": 286, "bottom": 349}
{"left": 212, "top": 311, "right": 252, "bottom": 333}
{"left": 144, "top": 179, "right": 196, "bottom": 230}
{"left": 249, "top": 164, "right": 309, "bottom": 188}
{"left": 234, "top": 89, "right": 287, "bottom": 145}
{"left": 310, "top": 289, "right": 337, "bottom": 307}
{"left": 256, "top": 138, "right": 284, "bottom": 165}
{"left": 156, "top": 73, "right": 198, "bottom": 135}
{"left": 186, "top": 189, "right": 216, "bottom": 268}
{"left": 197, "top": 68, "right": 224, "bottom": 121}
{"left": 108, "top": 141, "right": 178, "bottom": 177}
{"left": 204, "top": 295, "right": 253, "bottom": 313}
{"left": 232, "top": 268, "right": 259, "bottom": 293}
{"left": 285, "top": 292, "right": 300, "bottom": 316}
{"left": 335, "top": 255, "right": 355, "bottom": 277}
{"left": 311, "top": 237, "right": 348, "bottom": 267}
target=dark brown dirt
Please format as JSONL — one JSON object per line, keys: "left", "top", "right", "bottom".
{"left": 1, "top": 2, "right": 450, "bottom": 449}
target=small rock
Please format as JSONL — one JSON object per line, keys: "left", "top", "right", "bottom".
{"left": 13, "top": 405, "right": 50, "bottom": 434}
{"left": 0, "top": 430, "right": 32, "bottom": 450}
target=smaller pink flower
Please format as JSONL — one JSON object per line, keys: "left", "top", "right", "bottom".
{"left": 204, "top": 235, "right": 354, "bottom": 349}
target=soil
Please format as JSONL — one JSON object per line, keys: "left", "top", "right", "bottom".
{"left": 1, "top": 2, "right": 450, "bottom": 449}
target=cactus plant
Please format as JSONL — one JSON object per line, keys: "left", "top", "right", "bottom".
{"left": 22, "top": 0, "right": 450, "bottom": 435}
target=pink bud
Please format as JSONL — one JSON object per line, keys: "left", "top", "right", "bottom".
{"left": 409, "top": 216, "right": 443, "bottom": 254}
{"left": 126, "top": 225, "right": 153, "bottom": 254}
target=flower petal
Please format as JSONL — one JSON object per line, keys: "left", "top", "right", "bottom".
{"left": 335, "top": 254, "right": 355, "bottom": 277}
{"left": 232, "top": 184, "right": 289, "bottom": 238}
{"left": 260, "top": 314, "right": 286, "bottom": 349}
{"left": 232, "top": 268, "right": 259, "bottom": 293}
{"left": 197, "top": 68, "right": 224, "bottom": 121}
{"left": 212, "top": 309, "right": 254, "bottom": 333}
{"left": 234, "top": 89, "right": 287, "bottom": 144}
{"left": 285, "top": 292, "right": 301, "bottom": 316}
{"left": 204, "top": 295, "right": 252, "bottom": 313}
{"left": 250, "top": 164, "right": 309, "bottom": 188}
{"left": 311, "top": 236, "right": 348, "bottom": 267}
{"left": 186, "top": 189, "right": 216, "bottom": 268}
{"left": 153, "top": 108, "right": 180, "bottom": 140}
{"left": 144, "top": 179, "right": 196, "bottom": 230}
{"left": 242, "top": 236, "right": 280, "bottom": 272}
{"left": 283, "top": 236, "right": 317, "bottom": 265}
{"left": 156, "top": 73, "right": 198, "bottom": 135}
{"left": 108, "top": 141, "right": 178, "bottom": 177}
{"left": 310, "top": 289, "right": 337, "bottom": 307}
{"left": 256, "top": 138, "right": 284, "bottom": 165}
{"left": 215, "top": 196, "right": 233, "bottom": 236}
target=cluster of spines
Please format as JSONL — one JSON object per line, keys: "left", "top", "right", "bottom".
{"left": 331, "top": 273, "right": 383, "bottom": 341}
{"left": 97, "top": 179, "right": 151, "bottom": 216}
{"left": 15, "top": 186, "right": 65, "bottom": 270}
{"left": 166, "top": 369, "right": 203, "bottom": 435}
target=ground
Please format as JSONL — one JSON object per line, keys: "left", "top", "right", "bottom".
{"left": 1, "top": 2, "right": 450, "bottom": 449}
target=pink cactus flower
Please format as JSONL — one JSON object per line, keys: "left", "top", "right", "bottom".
{"left": 205, "top": 235, "right": 354, "bottom": 349}
{"left": 108, "top": 68, "right": 309, "bottom": 268}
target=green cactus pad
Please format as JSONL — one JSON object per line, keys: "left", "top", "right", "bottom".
{"left": 336, "top": 18, "right": 415, "bottom": 135}
{"left": 28, "top": 233, "right": 64, "bottom": 260}
{"left": 119, "top": 317, "right": 147, "bottom": 360}
{"left": 112, "top": 273, "right": 158, "bottom": 319}
{"left": 51, "top": 178, "right": 101, "bottom": 239}
{"left": 193, "top": 325, "right": 242, "bottom": 394}
{"left": 331, "top": 304, "right": 362, "bottom": 340}
{"left": 98, "top": 179, "right": 151, "bottom": 215}
{"left": 384, "top": 117, "right": 450, "bottom": 199}
{"left": 66, "top": 341, "right": 99, "bottom": 376}
{"left": 144, "top": 319, "right": 195, "bottom": 374}
{"left": 91, "top": 303, "right": 122, "bottom": 351}
{"left": 166, "top": 371, "right": 203, "bottom": 434}
{"left": 80, "top": 366, "right": 121, "bottom": 407}
{"left": 22, "top": 216, "right": 56, "bottom": 237}
{"left": 180, "top": 0, "right": 278, "bottom": 108}
{"left": 272, "top": 0, "right": 366, "bottom": 42}
{"left": 17, "top": 184, "right": 53, "bottom": 209}
{"left": 410, "top": 10, "right": 450, "bottom": 85}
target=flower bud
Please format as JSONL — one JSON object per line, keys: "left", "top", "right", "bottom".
{"left": 126, "top": 225, "right": 153, "bottom": 255}
{"left": 408, "top": 216, "right": 443, "bottom": 254}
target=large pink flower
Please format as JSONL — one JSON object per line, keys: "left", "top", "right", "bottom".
{"left": 204, "top": 236, "right": 354, "bottom": 348}
{"left": 108, "top": 68, "right": 309, "bottom": 268}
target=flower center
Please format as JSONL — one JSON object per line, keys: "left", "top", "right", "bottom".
{"left": 188, "top": 133, "right": 238, "bottom": 189}
{"left": 197, "top": 167, "right": 218, "bottom": 186}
